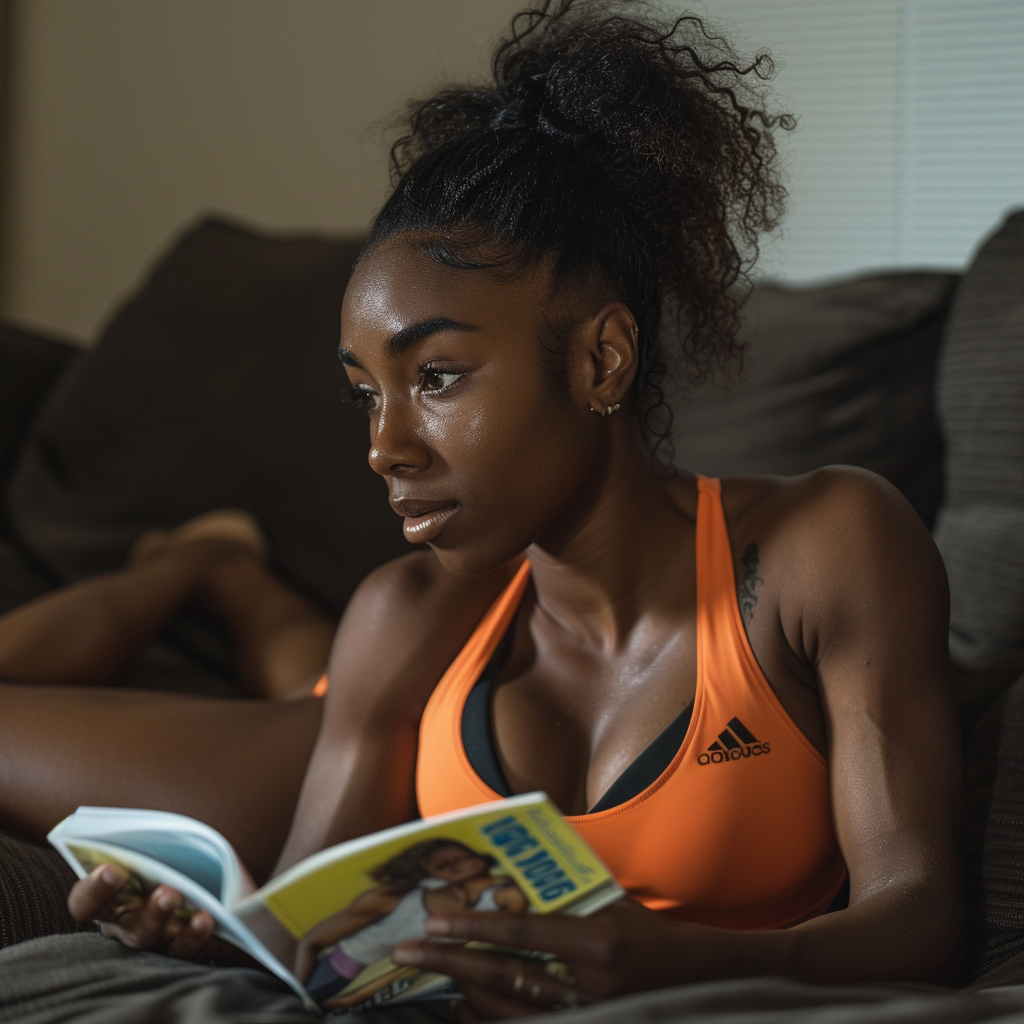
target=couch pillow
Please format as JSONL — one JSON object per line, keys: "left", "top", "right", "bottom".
{"left": 0, "top": 323, "right": 80, "bottom": 496}
{"left": 668, "top": 272, "right": 959, "bottom": 528}
{"left": 0, "top": 827, "right": 95, "bottom": 949}
{"left": 5, "top": 218, "right": 409, "bottom": 617}
{"left": 964, "top": 671, "right": 1024, "bottom": 979}
{"left": 933, "top": 210, "right": 1024, "bottom": 676}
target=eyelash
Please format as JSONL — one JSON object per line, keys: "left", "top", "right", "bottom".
{"left": 343, "top": 365, "right": 465, "bottom": 412}
{"left": 418, "top": 365, "right": 465, "bottom": 394}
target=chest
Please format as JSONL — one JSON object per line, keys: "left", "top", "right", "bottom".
{"left": 489, "top": 611, "right": 698, "bottom": 815}
{"left": 485, "top": 578, "right": 825, "bottom": 817}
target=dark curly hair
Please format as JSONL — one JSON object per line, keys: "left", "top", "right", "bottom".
{"left": 370, "top": 839, "right": 494, "bottom": 894}
{"left": 364, "top": 0, "right": 792, "bottom": 451}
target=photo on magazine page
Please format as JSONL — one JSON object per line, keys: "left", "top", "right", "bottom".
{"left": 235, "top": 796, "right": 620, "bottom": 1011}
{"left": 246, "top": 834, "right": 528, "bottom": 1010}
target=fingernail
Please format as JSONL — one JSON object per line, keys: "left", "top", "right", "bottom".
{"left": 392, "top": 944, "right": 423, "bottom": 966}
{"left": 156, "top": 889, "right": 179, "bottom": 911}
{"left": 99, "top": 864, "right": 127, "bottom": 887}
{"left": 424, "top": 917, "right": 452, "bottom": 937}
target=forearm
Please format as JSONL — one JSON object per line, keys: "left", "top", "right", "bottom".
{"left": 661, "top": 887, "right": 962, "bottom": 988}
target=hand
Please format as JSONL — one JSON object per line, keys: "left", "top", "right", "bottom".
{"left": 392, "top": 898, "right": 692, "bottom": 1020}
{"left": 68, "top": 863, "right": 217, "bottom": 959}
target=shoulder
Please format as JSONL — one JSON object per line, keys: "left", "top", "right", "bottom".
{"left": 725, "top": 466, "right": 941, "bottom": 574}
{"left": 324, "top": 550, "right": 519, "bottom": 721}
{"left": 726, "top": 467, "right": 948, "bottom": 664}
{"left": 350, "top": 885, "right": 403, "bottom": 914}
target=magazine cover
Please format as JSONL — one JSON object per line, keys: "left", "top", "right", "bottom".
{"left": 235, "top": 792, "right": 621, "bottom": 1011}
{"left": 50, "top": 793, "right": 623, "bottom": 1014}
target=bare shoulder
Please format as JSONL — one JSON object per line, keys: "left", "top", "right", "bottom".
{"left": 726, "top": 466, "right": 941, "bottom": 575}
{"left": 725, "top": 466, "right": 948, "bottom": 667}
{"left": 325, "top": 550, "right": 518, "bottom": 720}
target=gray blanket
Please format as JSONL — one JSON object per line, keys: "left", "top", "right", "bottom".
{"left": 5, "top": 934, "right": 1024, "bottom": 1024}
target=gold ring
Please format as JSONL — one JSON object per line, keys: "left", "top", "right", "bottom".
{"left": 512, "top": 968, "right": 525, "bottom": 996}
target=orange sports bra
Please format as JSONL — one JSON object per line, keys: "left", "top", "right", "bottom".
{"left": 415, "top": 476, "right": 847, "bottom": 930}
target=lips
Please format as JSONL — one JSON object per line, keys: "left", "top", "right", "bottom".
{"left": 390, "top": 496, "right": 459, "bottom": 544}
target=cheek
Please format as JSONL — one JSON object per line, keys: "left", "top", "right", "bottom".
{"left": 423, "top": 385, "right": 595, "bottom": 564}
{"left": 436, "top": 388, "right": 586, "bottom": 499}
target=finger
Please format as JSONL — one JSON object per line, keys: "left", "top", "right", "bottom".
{"left": 166, "top": 910, "right": 216, "bottom": 960}
{"left": 424, "top": 910, "right": 589, "bottom": 958}
{"left": 122, "top": 886, "right": 183, "bottom": 948}
{"left": 67, "top": 864, "right": 130, "bottom": 922}
{"left": 393, "top": 943, "right": 571, "bottom": 1009}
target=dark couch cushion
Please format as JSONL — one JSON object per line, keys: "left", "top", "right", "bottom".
{"left": 668, "top": 272, "right": 958, "bottom": 528}
{"left": 5, "top": 218, "right": 409, "bottom": 621}
{"left": 0, "top": 827, "right": 95, "bottom": 950}
{"left": 933, "top": 210, "right": 1024, "bottom": 681}
{"left": 0, "top": 323, "right": 80, "bottom": 495}
{"left": 964, "top": 671, "right": 1024, "bottom": 980}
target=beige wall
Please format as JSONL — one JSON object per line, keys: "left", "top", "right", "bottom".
{"left": 1, "top": 0, "right": 522, "bottom": 343}
{"left": 5, "top": 1, "right": 1019, "bottom": 344}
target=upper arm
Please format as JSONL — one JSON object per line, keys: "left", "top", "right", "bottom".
{"left": 275, "top": 551, "right": 516, "bottom": 873}
{"left": 780, "top": 470, "right": 960, "bottom": 912}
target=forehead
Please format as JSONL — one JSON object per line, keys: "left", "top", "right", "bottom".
{"left": 341, "top": 238, "right": 551, "bottom": 340}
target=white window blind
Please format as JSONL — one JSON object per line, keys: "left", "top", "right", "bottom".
{"left": 677, "top": 0, "right": 1024, "bottom": 281}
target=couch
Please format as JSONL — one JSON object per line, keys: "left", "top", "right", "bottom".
{"left": 0, "top": 210, "right": 1021, "bottom": 1020}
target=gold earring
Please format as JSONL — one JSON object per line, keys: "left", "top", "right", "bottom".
{"left": 603, "top": 402, "right": 621, "bottom": 417}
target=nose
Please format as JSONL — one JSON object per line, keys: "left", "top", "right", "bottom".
{"left": 367, "top": 397, "right": 431, "bottom": 477}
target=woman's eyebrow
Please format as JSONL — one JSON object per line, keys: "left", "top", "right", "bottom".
{"left": 386, "top": 317, "right": 478, "bottom": 356}
{"left": 338, "top": 317, "right": 478, "bottom": 368}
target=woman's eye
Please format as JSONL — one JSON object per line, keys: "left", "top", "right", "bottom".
{"left": 345, "top": 386, "right": 380, "bottom": 411}
{"left": 420, "top": 368, "right": 464, "bottom": 393}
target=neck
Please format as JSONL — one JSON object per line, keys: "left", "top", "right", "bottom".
{"left": 526, "top": 422, "right": 695, "bottom": 653}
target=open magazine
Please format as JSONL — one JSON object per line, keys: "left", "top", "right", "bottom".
{"left": 49, "top": 792, "right": 623, "bottom": 1013}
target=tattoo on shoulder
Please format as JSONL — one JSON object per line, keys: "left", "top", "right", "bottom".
{"left": 737, "top": 543, "right": 764, "bottom": 628}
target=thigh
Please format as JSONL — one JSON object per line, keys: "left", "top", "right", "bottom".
{"left": 0, "top": 684, "right": 322, "bottom": 881}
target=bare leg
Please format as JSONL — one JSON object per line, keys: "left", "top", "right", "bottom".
{"left": 0, "top": 683, "right": 321, "bottom": 881}
{"left": 200, "top": 554, "right": 337, "bottom": 701}
{"left": 0, "top": 540, "right": 336, "bottom": 699}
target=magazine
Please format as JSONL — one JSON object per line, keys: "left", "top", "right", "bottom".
{"left": 49, "top": 792, "right": 623, "bottom": 1013}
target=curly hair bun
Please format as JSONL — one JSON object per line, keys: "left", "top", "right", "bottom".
{"left": 368, "top": 0, "right": 792, "bottom": 443}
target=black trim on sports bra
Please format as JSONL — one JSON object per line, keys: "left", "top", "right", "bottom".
{"left": 460, "top": 623, "right": 695, "bottom": 813}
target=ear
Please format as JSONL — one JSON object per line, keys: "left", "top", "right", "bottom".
{"left": 577, "top": 303, "right": 639, "bottom": 414}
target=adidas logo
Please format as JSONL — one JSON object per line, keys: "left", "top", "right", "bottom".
{"left": 697, "top": 717, "right": 771, "bottom": 765}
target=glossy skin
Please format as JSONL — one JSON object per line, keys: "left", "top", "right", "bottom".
{"left": 71, "top": 236, "right": 963, "bottom": 1017}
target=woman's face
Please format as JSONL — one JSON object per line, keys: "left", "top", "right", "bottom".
{"left": 423, "top": 844, "right": 490, "bottom": 883}
{"left": 339, "top": 237, "right": 606, "bottom": 576}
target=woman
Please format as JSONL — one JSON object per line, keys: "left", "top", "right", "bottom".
{"left": 49, "top": 0, "right": 963, "bottom": 1016}
{"left": 297, "top": 839, "right": 526, "bottom": 1006}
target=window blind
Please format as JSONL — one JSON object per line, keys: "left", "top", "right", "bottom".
{"left": 678, "top": 0, "right": 1024, "bottom": 281}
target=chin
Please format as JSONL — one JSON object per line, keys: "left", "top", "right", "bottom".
{"left": 428, "top": 529, "right": 533, "bottom": 578}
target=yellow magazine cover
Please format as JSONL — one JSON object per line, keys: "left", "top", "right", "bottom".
{"left": 235, "top": 792, "right": 622, "bottom": 1012}
{"left": 50, "top": 793, "right": 622, "bottom": 1014}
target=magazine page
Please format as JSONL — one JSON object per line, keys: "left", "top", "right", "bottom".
{"left": 47, "top": 834, "right": 317, "bottom": 1009}
{"left": 48, "top": 816, "right": 316, "bottom": 1011}
{"left": 235, "top": 792, "right": 622, "bottom": 1013}
{"left": 48, "top": 807, "right": 255, "bottom": 905}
